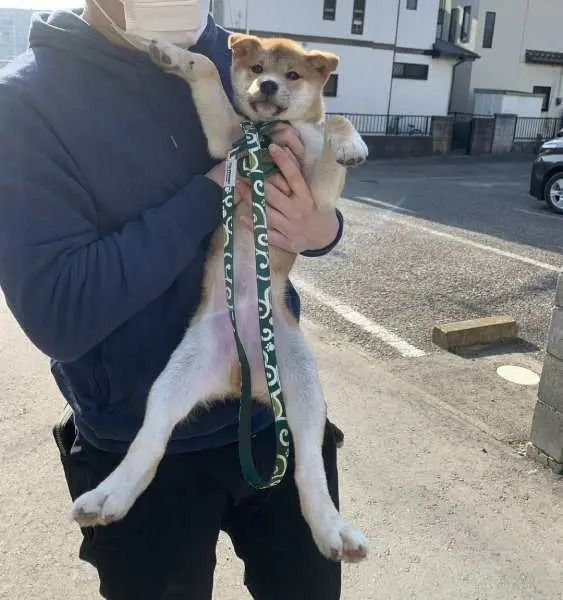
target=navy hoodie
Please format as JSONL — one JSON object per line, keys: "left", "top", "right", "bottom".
{"left": 0, "top": 11, "right": 342, "bottom": 453}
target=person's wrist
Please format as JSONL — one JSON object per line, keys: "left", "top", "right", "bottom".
{"left": 301, "top": 209, "right": 343, "bottom": 257}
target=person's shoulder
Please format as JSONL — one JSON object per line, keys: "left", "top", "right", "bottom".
{"left": 0, "top": 50, "right": 39, "bottom": 101}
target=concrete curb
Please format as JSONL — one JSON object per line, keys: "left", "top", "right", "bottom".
{"left": 432, "top": 316, "right": 519, "bottom": 350}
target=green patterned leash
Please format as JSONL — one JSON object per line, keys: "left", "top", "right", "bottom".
{"left": 222, "top": 120, "right": 291, "bottom": 489}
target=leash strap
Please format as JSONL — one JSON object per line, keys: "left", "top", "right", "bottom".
{"left": 222, "top": 120, "right": 291, "bottom": 489}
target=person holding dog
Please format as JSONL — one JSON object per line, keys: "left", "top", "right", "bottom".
{"left": 0, "top": 1, "right": 346, "bottom": 598}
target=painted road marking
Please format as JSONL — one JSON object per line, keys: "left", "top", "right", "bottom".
{"left": 514, "top": 208, "right": 563, "bottom": 220}
{"left": 292, "top": 276, "right": 426, "bottom": 358}
{"left": 347, "top": 196, "right": 561, "bottom": 273}
{"left": 354, "top": 196, "right": 417, "bottom": 214}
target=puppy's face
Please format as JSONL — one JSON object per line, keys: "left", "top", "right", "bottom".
{"left": 228, "top": 34, "right": 339, "bottom": 123}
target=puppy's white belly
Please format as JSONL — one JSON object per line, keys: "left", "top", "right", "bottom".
{"left": 201, "top": 232, "right": 269, "bottom": 398}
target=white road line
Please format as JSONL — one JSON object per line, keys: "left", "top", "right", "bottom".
{"left": 345, "top": 196, "right": 562, "bottom": 272}
{"left": 395, "top": 220, "right": 561, "bottom": 272}
{"left": 514, "top": 208, "right": 562, "bottom": 220}
{"left": 292, "top": 276, "right": 426, "bottom": 358}
{"left": 355, "top": 196, "right": 416, "bottom": 214}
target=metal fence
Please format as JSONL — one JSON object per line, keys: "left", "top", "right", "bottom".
{"left": 328, "top": 113, "right": 432, "bottom": 136}
{"left": 514, "top": 117, "right": 562, "bottom": 142}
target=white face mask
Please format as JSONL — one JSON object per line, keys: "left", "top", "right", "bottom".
{"left": 89, "top": 0, "right": 210, "bottom": 51}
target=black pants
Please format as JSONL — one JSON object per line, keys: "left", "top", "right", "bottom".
{"left": 60, "top": 421, "right": 341, "bottom": 600}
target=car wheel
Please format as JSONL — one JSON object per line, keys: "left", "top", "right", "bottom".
{"left": 544, "top": 173, "right": 563, "bottom": 214}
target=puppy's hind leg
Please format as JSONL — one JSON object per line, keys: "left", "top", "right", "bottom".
{"left": 71, "top": 319, "right": 230, "bottom": 527}
{"left": 275, "top": 321, "right": 368, "bottom": 563}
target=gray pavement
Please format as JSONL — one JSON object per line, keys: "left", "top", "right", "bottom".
{"left": 2, "top": 156, "right": 563, "bottom": 599}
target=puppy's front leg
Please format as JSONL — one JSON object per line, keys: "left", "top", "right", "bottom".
{"left": 307, "top": 116, "right": 368, "bottom": 211}
{"left": 149, "top": 41, "right": 242, "bottom": 158}
{"left": 275, "top": 319, "right": 368, "bottom": 563}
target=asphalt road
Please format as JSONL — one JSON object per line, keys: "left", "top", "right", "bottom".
{"left": 296, "top": 155, "right": 562, "bottom": 359}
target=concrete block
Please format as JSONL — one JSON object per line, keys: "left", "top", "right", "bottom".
{"left": 470, "top": 117, "right": 495, "bottom": 155}
{"left": 526, "top": 442, "right": 563, "bottom": 474}
{"left": 492, "top": 113, "right": 517, "bottom": 154}
{"left": 538, "top": 353, "right": 563, "bottom": 412}
{"left": 526, "top": 442, "right": 549, "bottom": 467}
{"left": 546, "top": 308, "right": 563, "bottom": 361}
{"left": 432, "top": 316, "right": 519, "bottom": 350}
{"left": 530, "top": 401, "right": 563, "bottom": 463}
{"left": 431, "top": 116, "right": 453, "bottom": 155}
{"left": 555, "top": 273, "right": 563, "bottom": 308}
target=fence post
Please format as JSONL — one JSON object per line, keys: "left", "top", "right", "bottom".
{"left": 431, "top": 116, "right": 453, "bottom": 154}
{"left": 527, "top": 272, "right": 563, "bottom": 473}
{"left": 492, "top": 113, "right": 517, "bottom": 153}
{"left": 469, "top": 117, "right": 495, "bottom": 154}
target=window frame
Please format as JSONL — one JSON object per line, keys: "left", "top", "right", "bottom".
{"left": 460, "top": 6, "right": 472, "bottom": 43}
{"left": 351, "top": 0, "right": 366, "bottom": 35}
{"left": 324, "top": 73, "right": 339, "bottom": 97}
{"left": 392, "top": 62, "right": 429, "bottom": 81}
{"left": 323, "top": 0, "right": 336, "bottom": 21}
{"left": 448, "top": 7, "right": 459, "bottom": 43}
{"left": 533, "top": 85, "right": 552, "bottom": 112}
{"left": 482, "top": 11, "right": 496, "bottom": 49}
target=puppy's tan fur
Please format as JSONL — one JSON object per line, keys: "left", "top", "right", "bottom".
{"left": 71, "top": 34, "right": 369, "bottom": 563}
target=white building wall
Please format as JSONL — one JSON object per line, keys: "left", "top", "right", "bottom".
{"left": 0, "top": 8, "right": 34, "bottom": 68}
{"left": 449, "top": 0, "right": 563, "bottom": 116}
{"left": 223, "top": 0, "right": 401, "bottom": 45}
{"left": 397, "top": 0, "right": 441, "bottom": 50}
{"left": 390, "top": 53, "right": 452, "bottom": 116}
{"left": 221, "top": 0, "right": 454, "bottom": 117}
{"left": 305, "top": 44, "right": 392, "bottom": 115}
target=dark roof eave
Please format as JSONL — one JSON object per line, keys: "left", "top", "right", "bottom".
{"left": 426, "top": 40, "right": 480, "bottom": 61}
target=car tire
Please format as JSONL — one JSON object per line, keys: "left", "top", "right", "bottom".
{"left": 544, "top": 172, "right": 563, "bottom": 214}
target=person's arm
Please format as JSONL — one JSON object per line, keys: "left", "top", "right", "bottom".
{"left": 0, "top": 89, "right": 224, "bottom": 363}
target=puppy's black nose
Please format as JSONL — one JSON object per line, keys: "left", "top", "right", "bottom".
{"left": 260, "top": 80, "right": 279, "bottom": 97}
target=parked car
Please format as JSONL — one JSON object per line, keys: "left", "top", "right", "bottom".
{"left": 529, "top": 136, "right": 563, "bottom": 214}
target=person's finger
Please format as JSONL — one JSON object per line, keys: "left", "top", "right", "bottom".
{"left": 271, "top": 125, "right": 305, "bottom": 162}
{"left": 269, "top": 144, "right": 313, "bottom": 205}
{"left": 264, "top": 181, "right": 294, "bottom": 218}
{"left": 267, "top": 228, "right": 293, "bottom": 252}
{"left": 267, "top": 173, "right": 292, "bottom": 197}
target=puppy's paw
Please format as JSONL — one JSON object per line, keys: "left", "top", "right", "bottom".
{"left": 71, "top": 483, "right": 135, "bottom": 527}
{"left": 148, "top": 39, "right": 183, "bottom": 71}
{"left": 331, "top": 133, "right": 369, "bottom": 168}
{"left": 148, "top": 40, "right": 218, "bottom": 80}
{"left": 311, "top": 512, "right": 368, "bottom": 563}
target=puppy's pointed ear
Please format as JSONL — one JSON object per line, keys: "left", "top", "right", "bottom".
{"left": 228, "top": 34, "right": 262, "bottom": 59}
{"left": 307, "top": 51, "right": 339, "bottom": 79}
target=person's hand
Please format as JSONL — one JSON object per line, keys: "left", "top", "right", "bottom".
{"left": 269, "top": 124, "right": 305, "bottom": 168}
{"left": 205, "top": 161, "right": 249, "bottom": 205}
{"left": 239, "top": 143, "right": 340, "bottom": 254}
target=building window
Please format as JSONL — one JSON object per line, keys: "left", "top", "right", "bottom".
{"left": 482, "top": 11, "right": 496, "bottom": 48}
{"left": 324, "top": 74, "right": 338, "bottom": 97}
{"left": 460, "top": 6, "right": 471, "bottom": 42}
{"left": 323, "top": 0, "right": 336, "bottom": 21}
{"left": 436, "top": 0, "right": 445, "bottom": 39}
{"left": 448, "top": 7, "right": 459, "bottom": 42}
{"left": 406, "top": 0, "right": 418, "bottom": 9}
{"left": 351, "top": 0, "right": 365, "bottom": 35}
{"left": 533, "top": 86, "right": 552, "bottom": 112}
{"left": 392, "top": 62, "right": 429, "bottom": 80}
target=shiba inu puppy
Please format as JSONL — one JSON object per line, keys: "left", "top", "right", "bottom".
{"left": 71, "top": 34, "right": 368, "bottom": 563}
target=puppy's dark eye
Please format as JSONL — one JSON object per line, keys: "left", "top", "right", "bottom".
{"left": 251, "top": 64, "right": 263, "bottom": 74}
{"left": 286, "top": 71, "right": 301, "bottom": 81}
